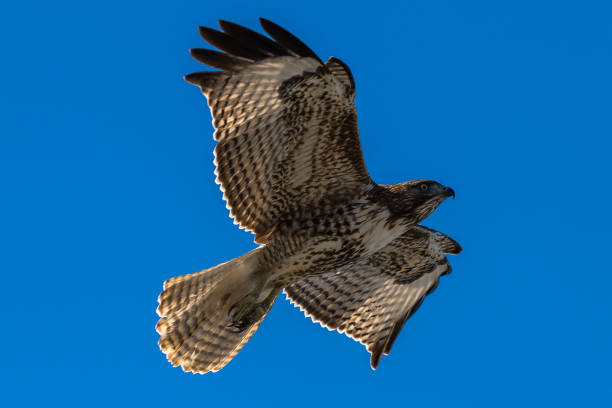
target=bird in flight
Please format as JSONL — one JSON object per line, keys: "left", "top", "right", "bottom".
{"left": 156, "top": 18, "right": 461, "bottom": 374}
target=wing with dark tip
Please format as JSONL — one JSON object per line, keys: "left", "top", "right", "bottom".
{"left": 259, "top": 18, "right": 323, "bottom": 63}
{"left": 186, "top": 19, "right": 367, "bottom": 243}
{"left": 284, "top": 225, "right": 461, "bottom": 369}
{"left": 218, "top": 20, "right": 289, "bottom": 57}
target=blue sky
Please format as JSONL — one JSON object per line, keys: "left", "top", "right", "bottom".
{"left": 1, "top": 0, "right": 611, "bottom": 406}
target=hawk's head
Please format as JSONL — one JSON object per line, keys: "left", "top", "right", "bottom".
{"left": 383, "top": 180, "right": 455, "bottom": 224}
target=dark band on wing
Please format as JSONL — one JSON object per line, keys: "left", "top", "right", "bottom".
{"left": 259, "top": 18, "right": 324, "bottom": 64}
{"left": 198, "top": 26, "right": 270, "bottom": 61}
{"left": 189, "top": 18, "right": 324, "bottom": 75}
{"left": 189, "top": 48, "right": 250, "bottom": 71}
{"left": 218, "top": 20, "right": 290, "bottom": 57}
{"left": 186, "top": 18, "right": 355, "bottom": 96}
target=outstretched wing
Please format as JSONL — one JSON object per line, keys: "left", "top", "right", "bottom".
{"left": 284, "top": 225, "right": 462, "bottom": 369}
{"left": 186, "top": 19, "right": 370, "bottom": 243}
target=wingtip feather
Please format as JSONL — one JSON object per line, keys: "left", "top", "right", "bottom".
{"left": 183, "top": 71, "right": 224, "bottom": 93}
{"left": 259, "top": 17, "right": 323, "bottom": 64}
{"left": 370, "top": 348, "right": 382, "bottom": 370}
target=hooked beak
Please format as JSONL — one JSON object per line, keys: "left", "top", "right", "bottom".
{"left": 443, "top": 186, "right": 455, "bottom": 199}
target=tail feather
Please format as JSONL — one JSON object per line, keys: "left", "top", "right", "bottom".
{"left": 157, "top": 253, "right": 251, "bottom": 317}
{"left": 170, "top": 295, "right": 277, "bottom": 373}
{"left": 156, "top": 247, "right": 278, "bottom": 373}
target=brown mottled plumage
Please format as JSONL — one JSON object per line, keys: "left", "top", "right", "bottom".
{"left": 156, "top": 18, "right": 461, "bottom": 374}
{"left": 285, "top": 225, "right": 461, "bottom": 369}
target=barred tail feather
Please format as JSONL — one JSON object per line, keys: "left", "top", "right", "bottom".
{"left": 156, "top": 247, "right": 278, "bottom": 373}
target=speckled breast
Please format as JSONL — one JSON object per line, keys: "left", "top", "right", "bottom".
{"left": 259, "top": 200, "right": 412, "bottom": 287}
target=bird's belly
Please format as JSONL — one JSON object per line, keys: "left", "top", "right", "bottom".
{"left": 265, "top": 208, "right": 408, "bottom": 286}
{"left": 356, "top": 208, "right": 408, "bottom": 256}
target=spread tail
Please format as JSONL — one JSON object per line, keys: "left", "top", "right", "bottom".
{"left": 156, "top": 247, "right": 279, "bottom": 373}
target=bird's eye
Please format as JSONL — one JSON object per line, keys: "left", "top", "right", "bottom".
{"left": 420, "top": 184, "right": 429, "bottom": 192}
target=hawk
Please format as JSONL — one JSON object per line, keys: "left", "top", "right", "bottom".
{"left": 156, "top": 18, "right": 461, "bottom": 373}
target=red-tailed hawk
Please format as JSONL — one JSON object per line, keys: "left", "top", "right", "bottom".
{"left": 156, "top": 18, "right": 461, "bottom": 373}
